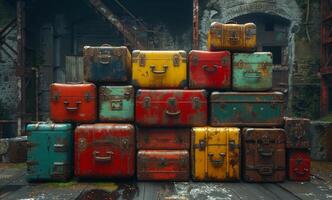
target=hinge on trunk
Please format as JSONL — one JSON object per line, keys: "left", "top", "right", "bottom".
{"left": 194, "top": 139, "right": 206, "bottom": 151}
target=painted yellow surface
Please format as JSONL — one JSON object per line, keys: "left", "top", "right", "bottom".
{"left": 207, "top": 23, "right": 256, "bottom": 51}
{"left": 132, "top": 50, "right": 187, "bottom": 88}
{"left": 192, "top": 127, "right": 240, "bottom": 181}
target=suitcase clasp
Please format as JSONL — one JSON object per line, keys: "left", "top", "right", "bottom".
{"left": 143, "top": 97, "right": 151, "bottom": 108}
{"left": 111, "top": 100, "right": 123, "bottom": 111}
{"left": 195, "top": 139, "right": 206, "bottom": 151}
{"left": 173, "top": 54, "right": 180, "bottom": 67}
{"left": 192, "top": 97, "right": 201, "bottom": 109}
{"left": 208, "top": 153, "right": 226, "bottom": 167}
{"left": 98, "top": 49, "right": 112, "bottom": 64}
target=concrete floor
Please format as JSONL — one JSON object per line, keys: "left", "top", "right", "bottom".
{"left": 0, "top": 163, "right": 332, "bottom": 200}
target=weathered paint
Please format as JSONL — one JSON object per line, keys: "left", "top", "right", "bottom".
{"left": 50, "top": 83, "right": 97, "bottom": 123}
{"left": 99, "top": 86, "right": 134, "bottom": 122}
{"left": 189, "top": 50, "right": 231, "bottom": 89}
{"left": 207, "top": 22, "right": 256, "bottom": 52}
{"left": 243, "top": 128, "right": 286, "bottom": 182}
{"left": 132, "top": 50, "right": 187, "bottom": 88}
{"left": 26, "top": 123, "right": 73, "bottom": 181}
{"left": 137, "top": 150, "right": 190, "bottom": 181}
{"left": 74, "top": 123, "right": 135, "bottom": 178}
{"left": 284, "top": 117, "right": 310, "bottom": 149}
{"left": 136, "top": 128, "right": 190, "bottom": 150}
{"left": 84, "top": 46, "right": 131, "bottom": 83}
{"left": 232, "top": 52, "right": 273, "bottom": 91}
{"left": 288, "top": 150, "right": 310, "bottom": 182}
{"left": 191, "top": 127, "right": 240, "bottom": 181}
{"left": 210, "top": 92, "right": 284, "bottom": 127}
{"left": 136, "top": 89, "right": 207, "bottom": 127}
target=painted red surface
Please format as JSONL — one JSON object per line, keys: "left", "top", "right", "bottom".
{"left": 50, "top": 83, "right": 97, "bottom": 123}
{"left": 74, "top": 123, "right": 135, "bottom": 178}
{"left": 288, "top": 150, "right": 311, "bottom": 182}
{"left": 189, "top": 50, "right": 231, "bottom": 89}
{"left": 137, "top": 150, "right": 190, "bottom": 181}
{"left": 135, "top": 89, "right": 207, "bottom": 127}
{"left": 137, "top": 128, "right": 190, "bottom": 150}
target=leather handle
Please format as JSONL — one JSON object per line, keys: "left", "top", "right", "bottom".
{"left": 64, "top": 101, "right": 81, "bottom": 112}
{"left": 202, "top": 65, "right": 218, "bottom": 72}
{"left": 93, "top": 151, "right": 113, "bottom": 162}
{"left": 243, "top": 71, "right": 262, "bottom": 78}
{"left": 258, "top": 167, "right": 273, "bottom": 175}
{"left": 165, "top": 110, "right": 181, "bottom": 116}
{"left": 208, "top": 153, "right": 226, "bottom": 167}
{"left": 294, "top": 168, "right": 308, "bottom": 175}
{"left": 259, "top": 148, "right": 273, "bottom": 157}
{"left": 150, "top": 65, "right": 168, "bottom": 74}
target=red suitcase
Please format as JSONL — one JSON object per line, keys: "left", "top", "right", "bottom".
{"left": 288, "top": 150, "right": 311, "bottom": 181}
{"left": 74, "top": 123, "right": 135, "bottom": 178}
{"left": 137, "top": 128, "right": 190, "bottom": 150}
{"left": 189, "top": 50, "right": 231, "bottom": 89}
{"left": 137, "top": 150, "right": 190, "bottom": 181}
{"left": 50, "top": 83, "right": 97, "bottom": 123}
{"left": 136, "top": 90, "right": 207, "bottom": 127}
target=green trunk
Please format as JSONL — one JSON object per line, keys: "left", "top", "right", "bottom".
{"left": 99, "top": 85, "right": 134, "bottom": 122}
{"left": 232, "top": 52, "right": 272, "bottom": 91}
{"left": 26, "top": 123, "right": 73, "bottom": 181}
{"left": 210, "top": 92, "right": 285, "bottom": 127}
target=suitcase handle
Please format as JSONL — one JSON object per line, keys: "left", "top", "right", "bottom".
{"left": 243, "top": 71, "right": 261, "bottom": 78}
{"left": 258, "top": 148, "right": 273, "bottom": 157}
{"left": 165, "top": 110, "right": 181, "bottom": 116}
{"left": 208, "top": 153, "right": 225, "bottom": 167}
{"left": 202, "top": 65, "right": 218, "bottom": 72}
{"left": 258, "top": 167, "right": 273, "bottom": 176}
{"left": 294, "top": 168, "right": 308, "bottom": 175}
{"left": 150, "top": 65, "right": 168, "bottom": 74}
{"left": 64, "top": 101, "right": 81, "bottom": 112}
{"left": 93, "top": 151, "right": 113, "bottom": 162}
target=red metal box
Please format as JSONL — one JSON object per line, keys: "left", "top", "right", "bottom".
{"left": 189, "top": 50, "right": 231, "bottom": 89}
{"left": 135, "top": 90, "right": 207, "bottom": 127}
{"left": 137, "top": 128, "right": 190, "bottom": 150}
{"left": 137, "top": 150, "right": 190, "bottom": 181}
{"left": 242, "top": 128, "right": 286, "bottom": 182}
{"left": 50, "top": 83, "right": 97, "bottom": 123}
{"left": 74, "top": 123, "right": 135, "bottom": 178}
{"left": 288, "top": 150, "right": 310, "bottom": 181}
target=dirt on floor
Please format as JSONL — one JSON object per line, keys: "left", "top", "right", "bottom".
{"left": 311, "top": 161, "right": 332, "bottom": 187}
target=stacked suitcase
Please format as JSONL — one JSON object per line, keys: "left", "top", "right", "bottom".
{"left": 26, "top": 21, "right": 311, "bottom": 183}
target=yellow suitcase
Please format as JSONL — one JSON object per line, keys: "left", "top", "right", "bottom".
{"left": 132, "top": 50, "right": 187, "bottom": 88}
{"left": 207, "top": 22, "right": 256, "bottom": 52}
{"left": 191, "top": 127, "right": 240, "bottom": 181}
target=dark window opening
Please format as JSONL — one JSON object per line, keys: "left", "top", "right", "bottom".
{"left": 265, "top": 22, "right": 275, "bottom": 31}
{"left": 263, "top": 46, "right": 282, "bottom": 65}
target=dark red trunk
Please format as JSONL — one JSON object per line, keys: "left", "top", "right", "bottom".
{"left": 135, "top": 89, "right": 207, "bottom": 127}
{"left": 288, "top": 150, "right": 311, "bottom": 181}
{"left": 189, "top": 50, "right": 231, "bottom": 89}
{"left": 74, "top": 123, "right": 135, "bottom": 178}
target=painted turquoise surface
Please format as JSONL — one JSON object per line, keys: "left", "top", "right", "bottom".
{"left": 26, "top": 123, "right": 73, "bottom": 181}
{"left": 232, "top": 52, "right": 273, "bottom": 91}
{"left": 99, "top": 86, "right": 134, "bottom": 122}
{"left": 210, "top": 92, "right": 284, "bottom": 126}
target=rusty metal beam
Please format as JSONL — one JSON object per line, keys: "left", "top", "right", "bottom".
{"left": 16, "top": 0, "right": 26, "bottom": 136}
{"left": 88, "top": 0, "right": 144, "bottom": 49}
{"left": 193, "top": 0, "right": 199, "bottom": 50}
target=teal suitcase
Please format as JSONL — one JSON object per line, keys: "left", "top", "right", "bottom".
{"left": 210, "top": 92, "right": 285, "bottom": 127}
{"left": 232, "top": 52, "right": 273, "bottom": 91}
{"left": 99, "top": 85, "right": 134, "bottom": 122}
{"left": 26, "top": 123, "right": 73, "bottom": 181}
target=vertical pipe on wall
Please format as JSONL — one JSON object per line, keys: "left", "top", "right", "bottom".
{"left": 193, "top": 0, "right": 199, "bottom": 50}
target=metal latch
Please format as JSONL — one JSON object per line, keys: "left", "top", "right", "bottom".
{"left": 143, "top": 97, "right": 150, "bottom": 108}
{"left": 111, "top": 100, "right": 123, "bottom": 111}
{"left": 195, "top": 139, "right": 206, "bottom": 151}
{"left": 192, "top": 97, "right": 201, "bottom": 109}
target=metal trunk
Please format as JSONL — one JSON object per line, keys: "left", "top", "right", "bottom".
{"left": 189, "top": 50, "right": 231, "bottom": 89}
{"left": 232, "top": 52, "right": 273, "bottom": 91}
{"left": 137, "top": 150, "right": 190, "bottom": 181}
{"left": 191, "top": 127, "right": 241, "bottom": 181}
{"left": 288, "top": 150, "right": 310, "bottom": 182}
{"left": 137, "top": 128, "right": 190, "bottom": 150}
{"left": 99, "top": 86, "right": 134, "bottom": 122}
{"left": 210, "top": 92, "right": 284, "bottom": 127}
{"left": 243, "top": 128, "right": 286, "bottom": 182}
{"left": 132, "top": 50, "right": 187, "bottom": 88}
{"left": 136, "top": 89, "right": 207, "bottom": 127}
{"left": 74, "top": 123, "right": 135, "bottom": 178}
{"left": 50, "top": 83, "right": 97, "bottom": 123}
{"left": 26, "top": 123, "right": 73, "bottom": 181}
{"left": 284, "top": 117, "right": 310, "bottom": 149}
{"left": 83, "top": 45, "right": 131, "bottom": 83}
